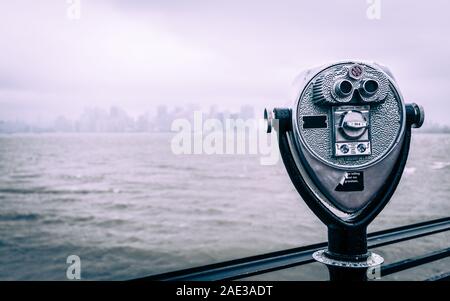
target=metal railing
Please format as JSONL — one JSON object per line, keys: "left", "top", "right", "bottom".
{"left": 138, "top": 217, "right": 450, "bottom": 281}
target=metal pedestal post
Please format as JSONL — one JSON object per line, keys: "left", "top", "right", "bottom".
{"left": 313, "top": 225, "right": 384, "bottom": 281}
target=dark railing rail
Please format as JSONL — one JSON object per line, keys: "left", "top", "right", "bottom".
{"left": 381, "top": 248, "right": 450, "bottom": 277}
{"left": 138, "top": 217, "right": 450, "bottom": 281}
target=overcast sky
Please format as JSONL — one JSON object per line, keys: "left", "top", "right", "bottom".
{"left": 1, "top": 0, "right": 449, "bottom": 124}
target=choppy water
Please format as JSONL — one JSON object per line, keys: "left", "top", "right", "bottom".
{"left": 0, "top": 133, "right": 449, "bottom": 280}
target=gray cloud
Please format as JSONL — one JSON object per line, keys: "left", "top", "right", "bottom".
{"left": 0, "top": 0, "right": 449, "bottom": 124}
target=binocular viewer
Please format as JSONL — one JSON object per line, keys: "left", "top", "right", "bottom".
{"left": 265, "top": 61, "right": 424, "bottom": 279}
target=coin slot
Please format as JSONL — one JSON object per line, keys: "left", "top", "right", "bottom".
{"left": 303, "top": 115, "right": 328, "bottom": 129}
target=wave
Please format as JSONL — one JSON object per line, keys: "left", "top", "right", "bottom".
{"left": 430, "top": 161, "right": 450, "bottom": 170}
{"left": 0, "top": 213, "right": 40, "bottom": 222}
{"left": 0, "top": 188, "right": 119, "bottom": 195}
{"left": 9, "top": 174, "right": 42, "bottom": 179}
{"left": 404, "top": 167, "right": 416, "bottom": 176}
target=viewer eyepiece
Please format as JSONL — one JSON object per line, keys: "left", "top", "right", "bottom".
{"left": 360, "top": 79, "right": 379, "bottom": 97}
{"left": 334, "top": 79, "right": 354, "bottom": 98}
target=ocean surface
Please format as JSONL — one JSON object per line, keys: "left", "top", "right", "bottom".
{"left": 0, "top": 133, "right": 449, "bottom": 280}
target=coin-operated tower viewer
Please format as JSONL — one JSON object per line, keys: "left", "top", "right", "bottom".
{"left": 265, "top": 61, "right": 425, "bottom": 280}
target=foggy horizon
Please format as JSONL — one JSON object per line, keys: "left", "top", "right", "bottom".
{"left": 1, "top": 1, "right": 450, "bottom": 124}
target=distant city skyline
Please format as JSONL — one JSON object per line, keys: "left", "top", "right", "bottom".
{"left": 0, "top": 104, "right": 257, "bottom": 133}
